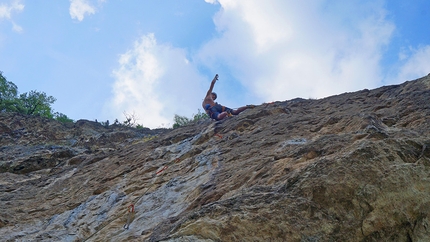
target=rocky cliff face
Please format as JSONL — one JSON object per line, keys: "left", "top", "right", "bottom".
{"left": 1, "top": 75, "right": 430, "bottom": 242}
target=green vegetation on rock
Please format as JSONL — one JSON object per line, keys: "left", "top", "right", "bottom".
{"left": 0, "top": 71, "right": 73, "bottom": 123}
{"left": 173, "top": 109, "right": 209, "bottom": 128}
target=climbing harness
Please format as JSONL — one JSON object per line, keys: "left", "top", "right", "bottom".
{"left": 205, "top": 103, "right": 230, "bottom": 120}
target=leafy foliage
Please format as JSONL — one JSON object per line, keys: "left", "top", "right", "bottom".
{"left": 54, "top": 112, "right": 74, "bottom": 123}
{"left": 0, "top": 71, "right": 66, "bottom": 121}
{"left": 136, "top": 124, "right": 145, "bottom": 129}
{"left": 173, "top": 115, "right": 192, "bottom": 129}
{"left": 173, "top": 109, "right": 209, "bottom": 128}
{"left": 18, "top": 90, "right": 56, "bottom": 117}
{"left": 0, "top": 71, "right": 19, "bottom": 112}
{"left": 192, "top": 109, "right": 209, "bottom": 122}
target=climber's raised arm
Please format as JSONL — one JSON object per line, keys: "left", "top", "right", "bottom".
{"left": 205, "top": 74, "right": 218, "bottom": 98}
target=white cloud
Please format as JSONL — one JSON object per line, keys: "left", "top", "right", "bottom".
{"left": 197, "top": 0, "right": 395, "bottom": 101}
{"left": 396, "top": 45, "right": 430, "bottom": 82}
{"left": 69, "top": 0, "right": 96, "bottom": 21}
{"left": 0, "top": 0, "right": 24, "bottom": 32}
{"left": 106, "top": 0, "right": 428, "bottom": 128}
{"left": 106, "top": 33, "right": 206, "bottom": 129}
{"left": 0, "top": 0, "right": 24, "bottom": 19}
{"left": 11, "top": 21, "right": 22, "bottom": 32}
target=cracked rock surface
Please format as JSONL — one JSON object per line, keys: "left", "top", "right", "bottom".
{"left": 1, "top": 75, "right": 430, "bottom": 241}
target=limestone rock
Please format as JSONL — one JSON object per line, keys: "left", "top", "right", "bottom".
{"left": 1, "top": 75, "right": 430, "bottom": 241}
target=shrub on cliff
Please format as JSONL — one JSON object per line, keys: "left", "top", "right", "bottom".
{"left": 54, "top": 112, "right": 74, "bottom": 123}
{"left": 173, "top": 109, "right": 208, "bottom": 128}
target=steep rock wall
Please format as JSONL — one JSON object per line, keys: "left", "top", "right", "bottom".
{"left": 1, "top": 75, "right": 430, "bottom": 241}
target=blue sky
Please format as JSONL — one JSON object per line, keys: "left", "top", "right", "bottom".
{"left": 1, "top": 0, "right": 429, "bottom": 128}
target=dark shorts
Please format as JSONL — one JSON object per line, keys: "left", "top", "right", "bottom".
{"left": 206, "top": 104, "right": 232, "bottom": 120}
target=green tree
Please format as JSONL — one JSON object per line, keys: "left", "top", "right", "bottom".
{"left": 0, "top": 71, "right": 71, "bottom": 121}
{"left": 0, "top": 71, "right": 19, "bottom": 112}
{"left": 18, "top": 90, "right": 56, "bottom": 118}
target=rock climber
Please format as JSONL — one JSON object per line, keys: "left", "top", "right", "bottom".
{"left": 202, "top": 74, "right": 254, "bottom": 121}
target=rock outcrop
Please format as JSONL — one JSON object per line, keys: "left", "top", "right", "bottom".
{"left": 1, "top": 75, "right": 430, "bottom": 241}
